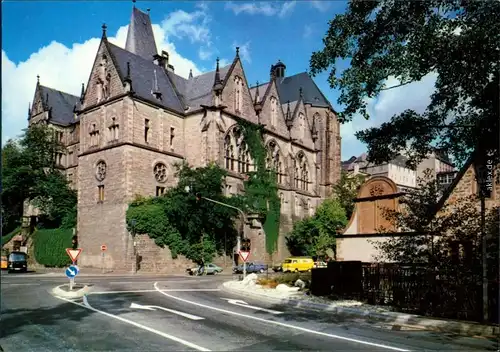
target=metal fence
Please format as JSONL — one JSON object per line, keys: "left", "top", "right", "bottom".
{"left": 310, "top": 261, "right": 499, "bottom": 324}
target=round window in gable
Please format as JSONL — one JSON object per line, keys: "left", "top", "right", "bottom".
{"left": 154, "top": 163, "right": 168, "bottom": 183}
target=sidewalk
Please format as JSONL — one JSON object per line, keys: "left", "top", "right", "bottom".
{"left": 221, "top": 280, "right": 499, "bottom": 338}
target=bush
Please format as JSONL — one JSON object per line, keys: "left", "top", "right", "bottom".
{"left": 33, "top": 228, "right": 73, "bottom": 267}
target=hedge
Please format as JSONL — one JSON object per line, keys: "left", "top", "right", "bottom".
{"left": 33, "top": 228, "right": 73, "bottom": 267}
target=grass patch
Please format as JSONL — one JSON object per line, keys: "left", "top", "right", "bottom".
{"left": 256, "top": 272, "right": 312, "bottom": 289}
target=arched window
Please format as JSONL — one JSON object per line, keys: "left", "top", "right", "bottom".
{"left": 234, "top": 76, "right": 243, "bottom": 112}
{"left": 270, "top": 96, "right": 278, "bottom": 126}
{"left": 224, "top": 126, "right": 252, "bottom": 173}
{"left": 267, "top": 140, "right": 286, "bottom": 185}
{"left": 295, "top": 151, "right": 309, "bottom": 191}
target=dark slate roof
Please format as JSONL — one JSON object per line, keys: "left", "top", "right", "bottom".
{"left": 433, "top": 148, "right": 454, "bottom": 166}
{"left": 107, "top": 42, "right": 185, "bottom": 113}
{"left": 39, "top": 85, "right": 79, "bottom": 126}
{"left": 275, "top": 72, "right": 332, "bottom": 108}
{"left": 125, "top": 7, "right": 158, "bottom": 61}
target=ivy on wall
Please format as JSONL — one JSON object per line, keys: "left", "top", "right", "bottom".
{"left": 236, "top": 119, "right": 281, "bottom": 254}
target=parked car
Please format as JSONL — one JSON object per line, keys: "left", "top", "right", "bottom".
{"left": 314, "top": 261, "right": 327, "bottom": 268}
{"left": 233, "top": 262, "right": 268, "bottom": 274}
{"left": 281, "top": 256, "right": 314, "bottom": 273}
{"left": 186, "top": 263, "right": 223, "bottom": 276}
{"left": 272, "top": 265, "right": 282, "bottom": 272}
{"left": 7, "top": 251, "right": 28, "bottom": 273}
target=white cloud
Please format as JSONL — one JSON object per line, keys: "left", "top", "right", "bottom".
{"left": 225, "top": 1, "right": 296, "bottom": 18}
{"left": 232, "top": 41, "right": 251, "bottom": 64}
{"left": 2, "top": 18, "right": 205, "bottom": 144}
{"left": 310, "top": 1, "right": 331, "bottom": 12}
{"left": 340, "top": 73, "right": 437, "bottom": 159}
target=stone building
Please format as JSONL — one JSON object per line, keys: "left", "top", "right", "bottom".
{"left": 27, "top": 5, "right": 341, "bottom": 271}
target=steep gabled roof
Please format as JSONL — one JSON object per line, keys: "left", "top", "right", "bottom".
{"left": 38, "top": 85, "right": 79, "bottom": 126}
{"left": 125, "top": 7, "right": 158, "bottom": 61}
{"left": 275, "top": 72, "right": 333, "bottom": 109}
{"left": 107, "top": 42, "right": 185, "bottom": 113}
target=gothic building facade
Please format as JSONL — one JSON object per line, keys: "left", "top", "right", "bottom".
{"left": 28, "top": 6, "right": 341, "bottom": 270}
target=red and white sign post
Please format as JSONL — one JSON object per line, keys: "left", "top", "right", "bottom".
{"left": 239, "top": 250, "right": 250, "bottom": 278}
{"left": 66, "top": 248, "right": 82, "bottom": 290}
{"left": 101, "top": 244, "right": 107, "bottom": 273}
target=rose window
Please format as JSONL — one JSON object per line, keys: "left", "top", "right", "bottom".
{"left": 154, "top": 163, "right": 168, "bottom": 183}
{"left": 95, "top": 161, "right": 107, "bottom": 181}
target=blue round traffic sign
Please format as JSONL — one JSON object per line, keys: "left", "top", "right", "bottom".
{"left": 65, "top": 265, "right": 79, "bottom": 279}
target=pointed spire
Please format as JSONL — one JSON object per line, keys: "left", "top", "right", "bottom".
{"left": 125, "top": 5, "right": 158, "bottom": 60}
{"left": 102, "top": 23, "right": 107, "bottom": 38}
{"left": 235, "top": 47, "right": 240, "bottom": 58}
{"left": 189, "top": 69, "right": 193, "bottom": 79}
{"left": 254, "top": 81, "right": 262, "bottom": 114}
{"left": 28, "top": 102, "right": 31, "bottom": 120}
{"left": 213, "top": 57, "right": 223, "bottom": 93}
{"left": 80, "top": 83, "right": 85, "bottom": 103}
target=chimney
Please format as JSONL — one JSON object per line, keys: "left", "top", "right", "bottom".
{"left": 154, "top": 50, "right": 170, "bottom": 71}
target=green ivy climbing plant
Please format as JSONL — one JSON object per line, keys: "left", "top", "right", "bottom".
{"left": 236, "top": 119, "right": 281, "bottom": 255}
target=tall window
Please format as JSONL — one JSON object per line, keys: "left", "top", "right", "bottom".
{"left": 234, "top": 76, "right": 243, "bottom": 112}
{"left": 109, "top": 117, "right": 119, "bottom": 141}
{"left": 270, "top": 96, "right": 278, "bottom": 126}
{"left": 98, "top": 185, "right": 105, "bottom": 202}
{"left": 298, "top": 113, "right": 305, "bottom": 139}
{"left": 170, "top": 127, "right": 175, "bottom": 147}
{"left": 89, "top": 123, "right": 99, "bottom": 147}
{"left": 294, "top": 152, "right": 309, "bottom": 191}
{"left": 144, "top": 119, "right": 150, "bottom": 143}
{"left": 224, "top": 126, "right": 252, "bottom": 173}
{"left": 267, "top": 140, "right": 285, "bottom": 185}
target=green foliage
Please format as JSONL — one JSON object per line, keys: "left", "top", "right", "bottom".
{"left": 286, "top": 198, "right": 347, "bottom": 258}
{"left": 1, "top": 124, "right": 77, "bottom": 232}
{"left": 126, "top": 163, "right": 239, "bottom": 262}
{"left": 332, "top": 170, "right": 366, "bottom": 220}
{"left": 1, "top": 226, "right": 22, "bottom": 247}
{"left": 236, "top": 120, "right": 281, "bottom": 254}
{"left": 33, "top": 228, "right": 73, "bottom": 267}
{"left": 310, "top": 1, "right": 500, "bottom": 167}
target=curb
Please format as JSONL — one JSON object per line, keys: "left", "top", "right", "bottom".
{"left": 221, "top": 281, "right": 499, "bottom": 337}
{"left": 51, "top": 284, "right": 93, "bottom": 299}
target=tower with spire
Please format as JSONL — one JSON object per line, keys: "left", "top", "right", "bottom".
{"left": 26, "top": 3, "right": 341, "bottom": 271}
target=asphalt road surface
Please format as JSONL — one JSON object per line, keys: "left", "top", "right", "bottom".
{"left": 1, "top": 272, "right": 498, "bottom": 351}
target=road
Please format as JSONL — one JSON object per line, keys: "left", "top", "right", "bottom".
{"left": 1, "top": 272, "right": 497, "bottom": 351}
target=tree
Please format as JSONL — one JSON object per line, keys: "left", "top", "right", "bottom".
{"left": 126, "top": 163, "right": 240, "bottom": 263}
{"left": 332, "top": 170, "right": 366, "bottom": 220}
{"left": 1, "top": 124, "right": 76, "bottom": 232}
{"left": 286, "top": 199, "right": 347, "bottom": 258}
{"left": 310, "top": 1, "right": 500, "bottom": 168}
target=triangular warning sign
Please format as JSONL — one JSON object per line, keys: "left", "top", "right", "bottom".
{"left": 239, "top": 251, "right": 250, "bottom": 262}
{"left": 66, "top": 248, "right": 82, "bottom": 262}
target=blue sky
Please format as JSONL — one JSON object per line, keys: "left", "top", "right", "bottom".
{"left": 1, "top": 1, "right": 435, "bottom": 160}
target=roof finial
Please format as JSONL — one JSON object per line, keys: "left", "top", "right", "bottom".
{"left": 254, "top": 81, "right": 260, "bottom": 104}
{"left": 189, "top": 69, "right": 193, "bottom": 79}
{"left": 236, "top": 47, "right": 240, "bottom": 58}
{"left": 147, "top": 8, "right": 150, "bottom": 13}
{"left": 132, "top": 0, "right": 136, "bottom": 7}
{"left": 102, "top": 23, "right": 107, "bottom": 37}
{"left": 80, "top": 83, "right": 85, "bottom": 102}
{"left": 127, "top": 62, "right": 131, "bottom": 78}
{"left": 299, "top": 87, "right": 303, "bottom": 98}
{"left": 37, "top": 75, "right": 40, "bottom": 84}
{"left": 213, "top": 57, "right": 223, "bottom": 93}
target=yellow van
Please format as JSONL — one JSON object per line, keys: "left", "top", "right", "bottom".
{"left": 281, "top": 257, "right": 314, "bottom": 273}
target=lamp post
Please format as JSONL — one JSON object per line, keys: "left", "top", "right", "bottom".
{"left": 184, "top": 185, "right": 247, "bottom": 268}
{"left": 130, "top": 219, "right": 137, "bottom": 274}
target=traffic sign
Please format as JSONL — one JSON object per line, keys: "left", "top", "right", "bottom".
{"left": 65, "top": 265, "right": 79, "bottom": 279}
{"left": 66, "top": 248, "right": 82, "bottom": 262}
{"left": 101, "top": 244, "right": 107, "bottom": 251}
{"left": 239, "top": 250, "right": 250, "bottom": 262}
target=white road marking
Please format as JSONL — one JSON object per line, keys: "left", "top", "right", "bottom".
{"left": 153, "top": 282, "right": 411, "bottom": 352}
{"left": 91, "top": 289, "right": 221, "bottom": 294}
{"left": 2, "top": 283, "right": 41, "bottom": 286}
{"left": 220, "top": 298, "right": 283, "bottom": 314}
{"left": 55, "top": 295, "right": 211, "bottom": 351}
{"left": 130, "top": 302, "right": 205, "bottom": 320}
